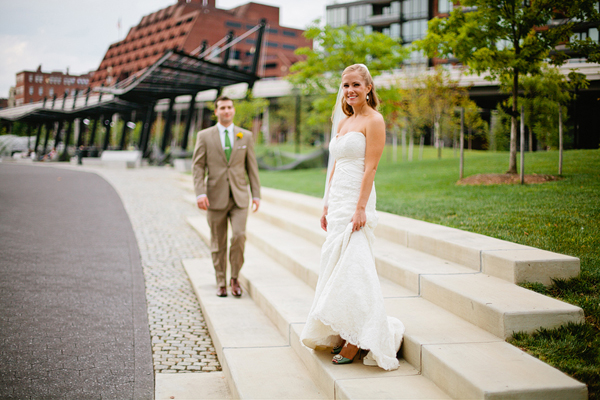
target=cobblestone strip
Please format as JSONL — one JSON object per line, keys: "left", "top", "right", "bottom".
{"left": 89, "top": 166, "right": 219, "bottom": 373}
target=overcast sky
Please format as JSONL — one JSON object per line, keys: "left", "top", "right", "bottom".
{"left": 0, "top": 0, "right": 330, "bottom": 98}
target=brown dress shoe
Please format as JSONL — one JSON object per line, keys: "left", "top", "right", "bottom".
{"left": 216, "top": 286, "right": 228, "bottom": 297}
{"left": 230, "top": 278, "right": 242, "bottom": 297}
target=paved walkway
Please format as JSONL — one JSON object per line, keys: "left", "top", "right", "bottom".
{"left": 0, "top": 163, "right": 154, "bottom": 399}
{"left": 87, "top": 165, "right": 218, "bottom": 374}
{"left": 0, "top": 161, "right": 220, "bottom": 399}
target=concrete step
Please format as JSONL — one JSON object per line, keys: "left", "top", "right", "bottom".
{"left": 253, "top": 199, "right": 477, "bottom": 294}
{"left": 259, "top": 187, "right": 580, "bottom": 286}
{"left": 186, "top": 216, "right": 586, "bottom": 399}
{"left": 182, "top": 258, "right": 326, "bottom": 400}
{"left": 243, "top": 253, "right": 587, "bottom": 399}
{"left": 228, "top": 211, "right": 585, "bottom": 339}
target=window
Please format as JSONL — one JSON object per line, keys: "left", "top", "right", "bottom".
{"left": 349, "top": 4, "right": 372, "bottom": 25}
{"left": 28, "top": 75, "right": 33, "bottom": 82}
{"left": 267, "top": 42, "right": 278, "bottom": 47}
{"left": 390, "top": 23, "right": 401, "bottom": 39}
{"left": 38, "top": 87, "right": 43, "bottom": 96}
{"left": 226, "top": 21, "right": 242, "bottom": 28}
{"left": 265, "top": 62, "right": 277, "bottom": 69}
{"left": 438, "top": 0, "right": 453, "bottom": 13}
{"left": 29, "top": 87, "right": 34, "bottom": 95}
{"left": 283, "top": 30, "right": 296, "bottom": 37}
{"left": 402, "top": 19, "right": 428, "bottom": 42}
{"left": 403, "top": 0, "right": 428, "bottom": 19}
{"left": 327, "top": 7, "right": 347, "bottom": 27}
{"left": 282, "top": 44, "right": 296, "bottom": 50}
{"left": 35, "top": 75, "right": 43, "bottom": 83}
{"left": 267, "top": 28, "right": 278, "bottom": 34}
{"left": 246, "top": 38, "right": 256, "bottom": 44}
{"left": 49, "top": 88, "right": 54, "bottom": 96}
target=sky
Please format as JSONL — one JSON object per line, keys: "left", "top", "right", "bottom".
{"left": 0, "top": 0, "right": 331, "bottom": 98}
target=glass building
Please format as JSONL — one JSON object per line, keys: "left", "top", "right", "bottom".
{"left": 326, "top": 0, "right": 452, "bottom": 65}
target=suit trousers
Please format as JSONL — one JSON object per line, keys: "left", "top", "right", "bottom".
{"left": 206, "top": 195, "right": 248, "bottom": 288}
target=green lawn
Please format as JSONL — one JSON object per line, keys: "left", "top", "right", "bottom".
{"left": 259, "top": 146, "right": 600, "bottom": 398}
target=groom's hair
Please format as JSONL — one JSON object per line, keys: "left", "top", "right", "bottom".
{"left": 215, "top": 96, "right": 233, "bottom": 108}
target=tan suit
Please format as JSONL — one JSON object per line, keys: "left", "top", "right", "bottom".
{"left": 192, "top": 125, "right": 261, "bottom": 287}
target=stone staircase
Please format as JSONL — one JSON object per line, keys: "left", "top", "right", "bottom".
{"left": 178, "top": 175, "right": 587, "bottom": 399}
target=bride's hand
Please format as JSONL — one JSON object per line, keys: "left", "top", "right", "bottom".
{"left": 352, "top": 209, "right": 366, "bottom": 232}
{"left": 320, "top": 207, "right": 328, "bottom": 232}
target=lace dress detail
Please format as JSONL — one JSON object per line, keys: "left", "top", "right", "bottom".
{"left": 300, "top": 131, "right": 404, "bottom": 371}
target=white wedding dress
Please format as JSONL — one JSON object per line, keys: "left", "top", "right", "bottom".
{"left": 300, "top": 131, "right": 405, "bottom": 371}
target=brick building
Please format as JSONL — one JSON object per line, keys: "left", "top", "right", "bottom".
{"left": 90, "top": 0, "right": 309, "bottom": 88}
{"left": 13, "top": 66, "right": 93, "bottom": 107}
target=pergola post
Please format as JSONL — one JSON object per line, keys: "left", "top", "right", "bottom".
{"left": 76, "top": 118, "right": 86, "bottom": 148}
{"left": 60, "top": 120, "right": 74, "bottom": 161}
{"left": 222, "top": 31, "right": 234, "bottom": 66}
{"left": 161, "top": 97, "right": 175, "bottom": 153}
{"left": 140, "top": 103, "right": 156, "bottom": 158}
{"left": 34, "top": 123, "right": 43, "bottom": 155}
{"left": 90, "top": 118, "right": 99, "bottom": 148}
{"left": 26, "top": 124, "right": 33, "bottom": 152}
{"left": 42, "top": 122, "right": 52, "bottom": 156}
{"left": 102, "top": 114, "right": 113, "bottom": 151}
{"left": 119, "top": 113, "right": 129, "bottom": 150}
{"left": 181, "top": 93, "right": 198, "bottom": 151}
{"left": 249, "top": 19, "right": 267, "bottom": 82}
{"left": 54, "top": 120, "right": 64, "bottom": 151}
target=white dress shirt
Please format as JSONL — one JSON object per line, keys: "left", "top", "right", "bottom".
{"left": 217, "top": 122, "right": 235, "bottom": 151}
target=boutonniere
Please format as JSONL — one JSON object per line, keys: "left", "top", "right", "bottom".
{"left": 236, "top": 132, "right": 243, "bottom": 140}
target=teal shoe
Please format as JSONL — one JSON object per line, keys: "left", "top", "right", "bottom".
{"left": 332, "top": 348, "right": 361, "bottom": 365}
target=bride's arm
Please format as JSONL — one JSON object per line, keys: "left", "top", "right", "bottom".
{"left": 352, "top": 114, "right": 386, "bottom": 232}
{"left": 321, "top": 161, "right": 336, "bottom": 232}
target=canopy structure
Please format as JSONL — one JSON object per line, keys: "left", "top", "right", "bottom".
{"left": 0, "top": 20, "right": 266, "bottom": 159}
{"left": 102, "top": 49, "right": 261, "bottom": 103}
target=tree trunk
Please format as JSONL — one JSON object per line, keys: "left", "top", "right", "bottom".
{"left": 508, "top": 69, "right": 519, "bottom": 174}
{"left": 460, "top": 107, "right": 464, "bottom": 179}
{"left": 409, "top": 131, "right": 414, "bottom": 161}
{"left": 419, "top": 135, "right": 424, "bottom": 160}
{"left": 401, "top": 126, "right": 407, "bottom": 162}
{"left": 520, "top": 105, "right": 525, "bottom": 185}
{"left": 559, "top": 105, "right": 563, "bottom": 175}
{"left": 528, "top": 124, "right": 533, "bottom": 152}
{"left": 435, "top": 119, "right": 441, "bottom": 159}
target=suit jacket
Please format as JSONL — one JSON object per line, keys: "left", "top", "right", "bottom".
{"left": 192, "top": 125, "right": 261, "bottom": 210}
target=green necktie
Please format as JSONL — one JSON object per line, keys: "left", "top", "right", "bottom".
{"left": 224, "top": 129, "right": 231, "bottom": 161}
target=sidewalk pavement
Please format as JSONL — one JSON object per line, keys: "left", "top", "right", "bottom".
{"left": 0, "top": 162, "right": 220, "bottom": 399}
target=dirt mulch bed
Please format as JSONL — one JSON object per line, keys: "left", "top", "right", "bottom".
{"left": 457, "top": 173, "right": 562, "bottom": 186}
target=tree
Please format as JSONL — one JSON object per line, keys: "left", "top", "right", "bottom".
{"left": 287, "top": 22, "right": 409, "bottom": 141}
{"left": 413, "top": 67, "right": 468, "bottom": 159}
{"left": 416, "top": 0, "right": 600, "bottom": 173}
{"left": 462, "top": 99, "right": 487, "bottom": 150}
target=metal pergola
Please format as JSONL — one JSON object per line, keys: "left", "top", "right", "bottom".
{"left": 0, "top": 19, "right": 266, "bottom": 161}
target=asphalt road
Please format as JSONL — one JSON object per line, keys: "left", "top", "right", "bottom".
{"left": 0, "top": 163, "right": 153, "bottom": 399}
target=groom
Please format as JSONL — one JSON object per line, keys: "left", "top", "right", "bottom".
{"left": 192, "top": 96, "right": 261, "bottom": 297}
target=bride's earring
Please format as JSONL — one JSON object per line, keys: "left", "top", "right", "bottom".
{"left": 366, "top": 94, "right": 369, "bottom": 101}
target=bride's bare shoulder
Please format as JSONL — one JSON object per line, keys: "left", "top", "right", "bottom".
{"left": 337, "top": 116, "right": 350, "bottom": 131}
{"left": 366, "top": 111, "right": 385, "bottom": 134}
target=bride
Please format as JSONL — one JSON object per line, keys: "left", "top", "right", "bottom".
{"left": 300, "top": 64, "right": 404, "bottom": 371}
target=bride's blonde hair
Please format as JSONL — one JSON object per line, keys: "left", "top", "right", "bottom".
{"left": 340, "top": 64, "right": 380, "bottom": 116}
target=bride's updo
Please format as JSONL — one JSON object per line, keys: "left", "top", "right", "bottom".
{"left": 341, "top": 64, "right": 380, "bottom": 116}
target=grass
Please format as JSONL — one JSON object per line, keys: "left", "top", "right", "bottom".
{"left": 259, "top": 145, "right": 600, "bottom": 397}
